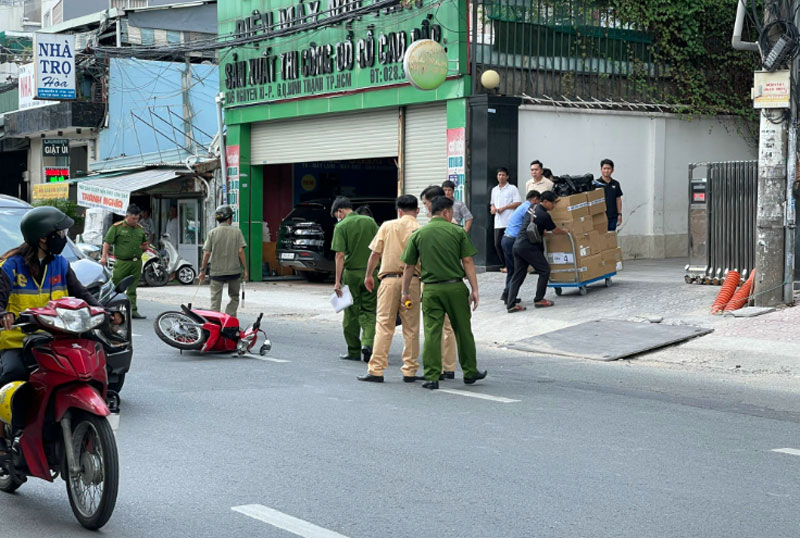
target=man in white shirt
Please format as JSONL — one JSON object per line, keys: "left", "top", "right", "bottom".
{"left": 166, "top": 206, "right": 179, "bottom": 249}
{"left": 490, "top": 167, "right": 522, "bottom": 271}
{"left": 525, "top": 160, "right": 554, "bottom": 195}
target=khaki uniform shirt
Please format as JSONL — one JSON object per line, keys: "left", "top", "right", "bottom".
{"left": 203, "top": 222, "right": 247, "bottom": 277}
{"left": 368, "top": 215, "right": 420, "bottom": 278}
{"left": 331, "top": 212, "right": 378, "bottom": 270}
{"left": 104, "top": 221, "right": 148, "bottom": 260}
{"left": 525, "top": 177, "right": 554, "bottom": 195}
{"left": 401, "top": 217, "right": 478, "bottom": 284}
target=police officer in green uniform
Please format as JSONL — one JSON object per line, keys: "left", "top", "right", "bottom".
{"left": 101, "top": 204, "right": 149, "bottom": 319}
{"left": 331, "top": 196, "right": 379, "bottom": 362}
{"left": 400, "top": 195, "right": 487, "bottom": 389}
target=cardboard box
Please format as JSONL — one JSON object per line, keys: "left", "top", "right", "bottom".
{"left": 550, "top": 193, "right": 589, "bottom": 219}
{"left": 586, "top": 189, "right": 606, "bottom": 215}
{"left": 603, "top": 231, "right": 618, "bottom": 251}
{"left": 545, "top": 231, "right": 601, "bottom": 259}
{"left": 591, "top": 212, "right": 608, "bottom": 233}
{"left": 550, "top": 253, "right": 605, "bottom": 283}
{"left": 553, "top": 215, "right": 592, "bottom": 235}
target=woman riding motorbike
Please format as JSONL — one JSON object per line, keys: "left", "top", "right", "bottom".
{"left": 0, "top": 206, "right": 102, "bottom": 456}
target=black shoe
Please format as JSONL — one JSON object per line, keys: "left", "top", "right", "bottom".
{"left": 464, "top": 370, "right": 487, "bottom": 385}
{"left": 339, "top": 353, "right": 361, "bottom": 361}
{"left": 362, "top": 346, "right": 373, "bottom": 363}
{"left": 438, "top": 371, "right": 455, "bottom": 380}
{"left": 132, "top": 312, "right": 146, "bottom": 320}
{"left": 422, "top": 381, "right": 439, "bottom": 390}
{"left": 403, "top": 375, "right": 426, "bottom": 383}
{"left": 357, "top": 374, "right": 384, "bottom": 383}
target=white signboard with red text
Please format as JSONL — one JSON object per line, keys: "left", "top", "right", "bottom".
{"left": 77, "top": 183, "right": 130, "bottom": 216}
{"left": 18, "top": 63, "right": 58, "bottom": 110}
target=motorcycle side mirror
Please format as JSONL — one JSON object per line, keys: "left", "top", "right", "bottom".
{"left": 115, "top": 275, "right": 135, "bottom": 294}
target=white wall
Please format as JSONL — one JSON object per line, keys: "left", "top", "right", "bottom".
{"left": 517, "top": 106, "right": 757, "bottom": 259}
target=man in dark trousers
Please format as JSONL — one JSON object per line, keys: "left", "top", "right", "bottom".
{"left": 400, "top": 196, "right": 487, "bottom": 390}
{"left": 596, "top": 158, "right": 623, "bottom": 231}
{"left": 505, "top": 191, "right": 568, "bottom": 312}
{"left": 199, "top": 205, "right": 248, "bottom": 318}
{"left": 101, "top": 204, "right": 148, "bottom": 319}
{"left": 331, "top": 196, "right": 379, "bottom": 362}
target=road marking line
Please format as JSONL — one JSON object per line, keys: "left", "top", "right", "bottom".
{"left": 438, "top": 388, "right": 520, "bottom": 403}
{"left": 232, "top": 504, "right": 350, "bottom": 538}
{"left": 772, "top": 448, "right": 800, "bottom": 457}
{"left": 248, "top": 355, "right": 291, "bottom": 363}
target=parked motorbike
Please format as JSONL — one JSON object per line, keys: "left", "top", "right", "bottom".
{"left": 153, "top": 304, "right": 271, "bottom": 355}
{"left": 103, "top": 245, "right": 167, "bottom": 287}
{"left": 158, "top": 233, "right": 196, "bottom": 285}
{"left": 0, "top": 297, "right": 121, "bottom": 530}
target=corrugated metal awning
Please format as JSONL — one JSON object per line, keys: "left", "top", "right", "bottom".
{"left": 76, "top": 168, "right": 183, "bottom": 216}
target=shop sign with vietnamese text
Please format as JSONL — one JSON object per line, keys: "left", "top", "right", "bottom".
{"left": 77, "top": 183, "right": 130, "bottom": 216}
{"left": 18, "top": 63, "right": 58, "bottom": 110}
{"left": 219, "top": 0, "right": 462, "bottom": 106}
{"left": 32, "top": 182, "right": 69, "bottom": 202}
{"left": 446, "top": 127, "right": 465, "bottom": 200}
{"left": 226, "top": 145, "right": 241, "bottom": 223}
{"left": 34, "top": 33, "right": 76, "bottom": 100}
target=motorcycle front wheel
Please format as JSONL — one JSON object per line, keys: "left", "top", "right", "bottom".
{"left": 66, "top": 412, "right": 119, "bottom": 530}
{"left": 154, "top": 311, "right": 207, "bottom": 350}
{"left": 143, "top": 262, "right": 169, "bottom": 287}
{"left": 176, "top": 265, "right": 196, "bottom": 285}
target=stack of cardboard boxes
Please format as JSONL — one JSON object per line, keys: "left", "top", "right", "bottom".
{"left": 543, "top": 189, "right": 623, "bottom": 283}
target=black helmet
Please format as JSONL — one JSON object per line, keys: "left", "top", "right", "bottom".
{"left": 215, "top": 205, "right": 234, "bottom": 222}
{"left": 20, "top": 206, "right": 74, "bottom": 246}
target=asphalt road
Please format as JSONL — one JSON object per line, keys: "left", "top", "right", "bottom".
{"left": 1, "top": 298, "right": 799, "bottom": 538}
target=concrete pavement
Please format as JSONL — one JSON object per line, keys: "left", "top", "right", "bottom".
{"left": 138, "top": 258, "right": 800, "bottom": 389}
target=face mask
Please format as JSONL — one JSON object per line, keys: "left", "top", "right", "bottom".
{"left": 46, "top": 230, "right": 68, "bottom": 255}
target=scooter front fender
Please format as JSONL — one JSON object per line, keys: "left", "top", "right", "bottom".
{"left": 54, "top": 385, "right": 110, "bottom": 421}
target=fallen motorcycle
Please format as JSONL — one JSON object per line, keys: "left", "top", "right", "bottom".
{"left": 0, "top": 297, "right": 120, "bottom": 530}
{"left": 153, "top": 304, "right": 271, "bottom": 355}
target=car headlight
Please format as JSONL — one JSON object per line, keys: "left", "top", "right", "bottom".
{"left": 294, "top": 228, "right": 322, "bottom": 236}
{"left": 293, "top": 239, "right": 324, "bottom": 247}
{"left": 39, "top": 307, "right": 105, "bottom": 334}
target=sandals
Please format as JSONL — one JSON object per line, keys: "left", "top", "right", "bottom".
{"left": 534, "top": 299, "right": 554, "bottom": 308}
{"left": 507, "top": 304, "right": 527, "bottom": 313}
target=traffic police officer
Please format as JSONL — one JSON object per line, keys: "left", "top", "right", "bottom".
{"left": 331, "top": 196, "right": 379, "bottom": 362}
{"left": 101, "top": 204, "right": 148, "bottom": 319}
{"left": 401, "top": 196, "right": 487, "bottom": 389}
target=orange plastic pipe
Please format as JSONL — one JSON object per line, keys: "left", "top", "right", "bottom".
{"left": 710, "top": 270, "right": 740, "bottom": 314}
{"left": 724, "top": 271, "right": 755, "bottom": 312}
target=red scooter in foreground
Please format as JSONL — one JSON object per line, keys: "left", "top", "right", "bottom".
{"left": 0, "top": 296, "right": 123, "bottom": 530}
{"left": 153, "top": 304, "right": 271, "bottom": 355}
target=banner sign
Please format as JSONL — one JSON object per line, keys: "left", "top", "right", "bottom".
{"left": 226, "top": 145, "right": 241, "bottom": 223}
{"left": 34, "top": 33, "right": 76, "bottom": 100}
{"left": 219, "top": 0, "right": 462, "bottom": 106}
{"left": 32, "top": 182, "right": 69, "bottom": 201}
{"left": 18, "top": 63, "right": 58, "bottom": 110}
{"left": 77, "top": 183, "right": 130, "bottom": 216}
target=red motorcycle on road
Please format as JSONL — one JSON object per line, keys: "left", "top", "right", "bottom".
{"left": 153, "top": 304, "right": 271, "bottom": 355}
{"left": 0, "top": 295, "right": 123, "bottom": 530}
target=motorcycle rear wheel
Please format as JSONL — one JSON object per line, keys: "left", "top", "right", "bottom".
{"left": 176, "top": 265, "right": 196, "bottom": 285}
{"left": 0, "top": 427, "right": 22, "bottom": 493}
{"left": 66, "top": 412, "right": 119, "bottom": 530}
{"left": 154, "top": 311, "right": 207, "bottom": 350}
{"left": 143, "top": 262, "right": 169, "bottom": 287}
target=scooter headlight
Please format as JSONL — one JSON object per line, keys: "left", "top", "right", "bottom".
{"left": 39, "top": 307, "right": 105, "bottom": 334}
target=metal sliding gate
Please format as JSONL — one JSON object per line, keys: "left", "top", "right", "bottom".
{"left": 685, "top": 161, "right": 758, "bottom": 284}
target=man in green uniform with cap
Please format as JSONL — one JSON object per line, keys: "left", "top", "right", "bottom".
{"left": 101, "top": 204, "right": 149, "bottom": 319}
{"left": 401, "top": 195, "right": 486, "bottom": 389}
{"left": 331, "top": 196, "right": 379, "bottom": 362}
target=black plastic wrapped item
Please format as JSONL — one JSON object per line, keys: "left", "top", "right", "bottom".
{"left": 552, "top": 174, "right": 595, "bottom": 196}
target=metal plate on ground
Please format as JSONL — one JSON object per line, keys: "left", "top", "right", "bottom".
{"left": 507, "top": 320, "right": 713, "bottom": 361}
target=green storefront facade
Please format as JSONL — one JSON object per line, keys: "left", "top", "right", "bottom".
{"left": 218, "top": 0, "right": 470, "bottom": 280}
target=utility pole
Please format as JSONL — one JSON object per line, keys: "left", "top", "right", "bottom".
{"left": 733, "top": 0, "right": 796, "bottom": 306}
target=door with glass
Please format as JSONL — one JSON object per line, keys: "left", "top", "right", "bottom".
{"left": 178, "top": 199, "right": 200, "bottom": 270}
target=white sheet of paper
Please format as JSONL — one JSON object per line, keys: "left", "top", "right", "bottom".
{"left": 330, "top": 285, "right": 353, "bottom": 313}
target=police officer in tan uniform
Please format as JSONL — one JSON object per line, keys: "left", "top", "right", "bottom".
{"left": 357, "top": 195, "right": 422, "bottom": 383}
{"left": 199, "top": 205, "right": 248, "bottom": 318}
{"left": 420, "top": 185, "right": 458, "bottom": 380}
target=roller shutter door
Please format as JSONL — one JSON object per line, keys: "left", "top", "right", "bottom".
{"left": 403, "top": 103, "right": 448, "bottom": 202}
{"left": 251, "top": 108, "right": 399, "bottom": 164}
